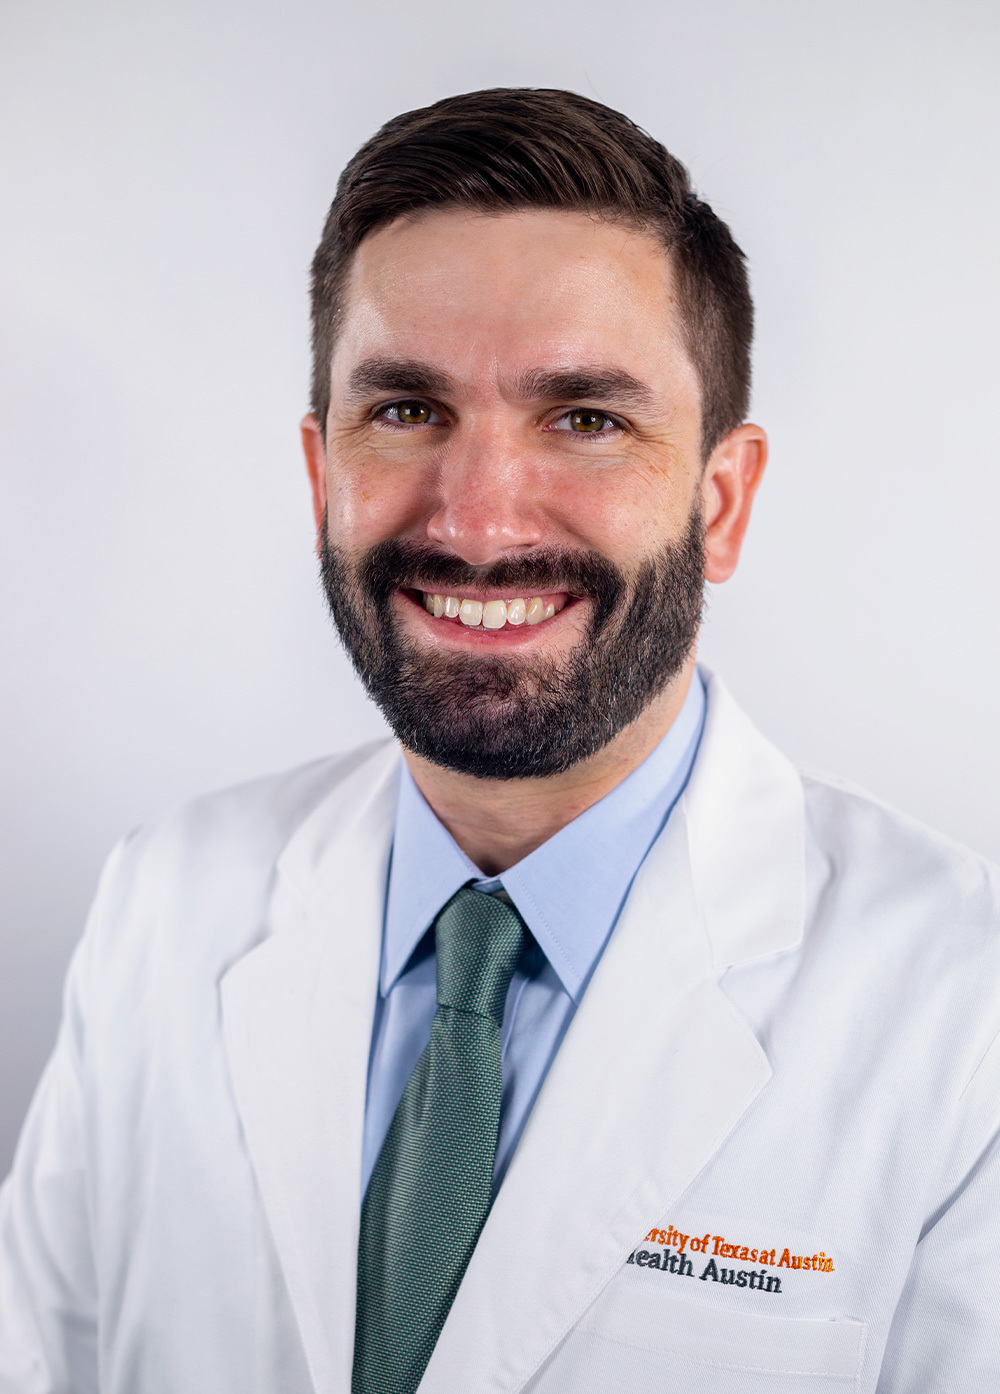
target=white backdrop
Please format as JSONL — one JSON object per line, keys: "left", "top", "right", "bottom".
{"left": 1, "top": 0, "right": 997, "bottom": 1174}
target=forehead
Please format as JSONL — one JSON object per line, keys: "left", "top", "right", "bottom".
{"left": 330, "top": 208, "right": 696, "bottom": 399}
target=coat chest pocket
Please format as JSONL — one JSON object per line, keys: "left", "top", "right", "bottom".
{"left": 529, "top": 1284, "right": 866, "bottom": 1392}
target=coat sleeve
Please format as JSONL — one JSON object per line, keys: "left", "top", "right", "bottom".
{"left": 0, "top": 843, "right": 128, "bottom": 1394}
{"left": 876, "top": 1032, "right": 1000, "bottom": 1390}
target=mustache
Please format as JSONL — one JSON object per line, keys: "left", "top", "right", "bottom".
{"left": 353, "top": 539, "right": 628, "bottom": 628}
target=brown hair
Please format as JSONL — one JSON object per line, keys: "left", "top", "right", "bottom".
{"left": 310, "top": 88, "right": 753, "bottom": 458}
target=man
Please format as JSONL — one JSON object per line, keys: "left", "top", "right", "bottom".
{"left": 1, "top": 87, "right": 998, "bottom": 1394}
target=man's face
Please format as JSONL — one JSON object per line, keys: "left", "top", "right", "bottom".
{"left": 306, "top": 209, "right": 745, "bottom": 778}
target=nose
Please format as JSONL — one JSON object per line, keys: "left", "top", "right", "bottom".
{"left": 425, "top": 426, "right": 546, "bottom": 566}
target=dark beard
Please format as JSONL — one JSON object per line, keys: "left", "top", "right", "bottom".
{"left": 319, "top": 509, "right": 705, "bottom": 779}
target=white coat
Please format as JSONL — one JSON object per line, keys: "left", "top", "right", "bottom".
{"left": 1, "top": 672, "right": 999, "bottom": 1393}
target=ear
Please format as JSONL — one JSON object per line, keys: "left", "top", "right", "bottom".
{"left": 301, "top": 413, "right": 328, "bottom": 548}
{"left": 699, "top": 423, "right": 768, "bottom": 584}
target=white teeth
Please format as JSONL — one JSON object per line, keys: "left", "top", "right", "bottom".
{"left": 525, "top": 596, "right": 546, "bottom": 626}
{"left": 506, "top": 598, "right": 526, "bottom": 626}
{"left": 422, "top": 591, "right": 561, "bottom": 628}
{"left": 482, "top": 599, "right": 507, "bottom": 630}
{"left": 459, "top": 599, "right": 484, "bottom": 627}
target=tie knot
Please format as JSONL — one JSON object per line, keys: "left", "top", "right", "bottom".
{"left": 433, "top": 887, "right": 526, "bottom": 1024}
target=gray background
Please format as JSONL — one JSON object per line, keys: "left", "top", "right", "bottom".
{"left": 1, "top": 0, "right": 998, "bottom": 1175}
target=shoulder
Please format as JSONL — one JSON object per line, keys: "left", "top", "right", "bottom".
{"left": 699, "top": 670, "right": 1000, "bottom": 934}
{"left": 799, "top": 766, "right": 1000, "bottom": 924}
{"left": 119, "top": 738, "right": 398, "bottom": 876}
{"left": 82, "top": 739, "right": 400, "bottom": 974}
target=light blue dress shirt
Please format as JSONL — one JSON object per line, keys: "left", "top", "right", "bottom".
{"left": 361, "top": 672, "right": 707, "bottom": 1196}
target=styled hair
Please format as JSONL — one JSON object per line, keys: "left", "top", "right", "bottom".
{"left": 310, "top": 88, "right": 753, "bottom": 458}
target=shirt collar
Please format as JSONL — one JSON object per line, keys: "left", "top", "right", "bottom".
{"left": 382, "top": 672, "right": 706, "bottom": 1001}
{"left": 381, "top": 772, "right": 483, "bottom": 994}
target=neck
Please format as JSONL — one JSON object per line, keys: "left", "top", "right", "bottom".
{"left": 403, "top": 659, "right": 697, "bottom": 875}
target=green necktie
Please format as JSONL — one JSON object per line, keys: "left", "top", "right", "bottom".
{"left": 352, "top": 886, "right": 526, "bottom": 1394}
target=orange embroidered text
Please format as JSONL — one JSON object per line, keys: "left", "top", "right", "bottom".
{"left": 642, "top": 1225, "right": 834, "bottom": 1273}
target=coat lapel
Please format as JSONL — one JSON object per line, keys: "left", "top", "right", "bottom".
{"left": 419, "top": 671, "right": 806, "bottom": 1393}
{"left": 220, "top": 742, "right": 400, "bottom": 1394}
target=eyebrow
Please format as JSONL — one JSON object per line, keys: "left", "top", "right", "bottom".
{"left": 343, "top": 357, "right": 655, "bottom": 411}
{"left": 510, "top": 366, "right": 655, "bottom": 411}
{"left": 345, "top": 358, "right": 459, "bottom": 404}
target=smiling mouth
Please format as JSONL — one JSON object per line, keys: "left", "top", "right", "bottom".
{"left": 413, "top": 589, "right": 571, "bottom": 631}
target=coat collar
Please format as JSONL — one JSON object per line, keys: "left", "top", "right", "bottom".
{"left": 220, "top": 671, "right": 805, "bottom": 1394}
{"left": 685, "top": 668, "right": 805, "bottom": 971}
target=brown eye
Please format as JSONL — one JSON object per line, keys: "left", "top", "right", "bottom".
{"left": 569, "top": 409, "right": 607, "bottom": 433}
{"left": 396, "top": 401, "right": 432, "bottom": 425}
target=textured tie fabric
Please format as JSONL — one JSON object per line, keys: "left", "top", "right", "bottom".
{"left": 352, "top": 886, "right": 526, "bottom": 1394}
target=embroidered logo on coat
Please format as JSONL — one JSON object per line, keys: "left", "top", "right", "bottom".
{"left": 627, "top": 1222, "right": 835, "bottom": 1296}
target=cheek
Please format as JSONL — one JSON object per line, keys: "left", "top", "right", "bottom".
{"left": 325, "top": 448, "right": 429, "bottom": 548}
{"left": 557, "top": 461, "right": 692, "bottom": 559}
